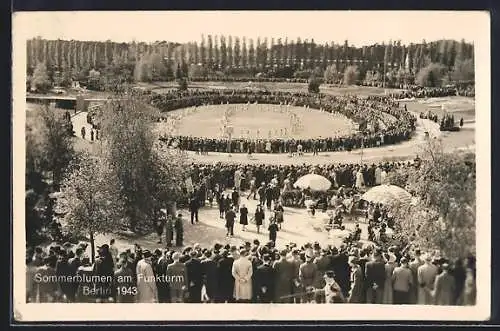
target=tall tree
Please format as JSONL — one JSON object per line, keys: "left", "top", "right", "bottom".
{"left": 56, "top": 153, "right": 124, "bottom": 262}
{"left": 220, "top": 35, "right": 227, "bottom": 68}
{"left": 98, "top": 92, "right": 188, "bottom": 232}
{"left": 283, "top": 37, "right": 290, "bottom": 66}
{"left": 268, "top": 38, "right": 275, "bottom": 67}
{"left": 277, "top": 38, "right": 284, "bottom": 67}
{"left": 31, "top": 62, "right": 51, "bottom": 92}
{"left": 227, "top": 36, "right": 233, "bottom": 68}
{"left": 207, "top": 35, "right": 213, "bottom": 67}
{"left": 233, "top": 37, "right": 241, "bottom": 67}
{"left": 200, "top": 35, "right": 206, "bottom": 66}
{"left": 192, "top": 41, "right": 199, "bottom": 65}
{"left": 30, "top": 104, "right": 75, "bottom": 185}
{"left": 214, "top": 35, "right": 220, "bottom": 68}
{"left": 248, "top": 38, "right": 255, "bottom": 68}
{"left": 241, "top": 37, "right": 248, "bottom": 67}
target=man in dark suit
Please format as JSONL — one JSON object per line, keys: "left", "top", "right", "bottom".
{"left": 225, "top": 207, "right": 236, "bottom": 237}
{"left": 265, "top": 185, "right": 274, "bottom": 210}
{"left": 156, "top": 250, "right": 171, "bottom": 303}
{"left": 365, "top": 249, "right": 386, "bottom": 304}
{"left": 216, "top": 250, "right": 235, "bottom": 303}
{"left": 185, "top": 250, "right": 203, "bottom": 303}
{"left": 67, "top": 247, "right": 84, "bottom": 302}
{"left": 231, "top": 188, "right": 240, "bottom": 210}
{"left": 189, "top": 195, "right": 200, "bottom": 224}
{"left": 201, "top": 250, "right": 218, "bottom": 303}
{"left": 273, "top": 249, "right": 295, "bottom": 303}
{"left": 255, "top": 254, "right": 275, "bottom": 303}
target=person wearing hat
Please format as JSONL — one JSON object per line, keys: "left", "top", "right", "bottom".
{"left": 174, "top": 213, "right": 184, "bottom": 247}
{"left": 382, "top": 253, "right": 397, "bottom": 304}
{"left": 247, "top": 176, "right": 258, "bottom": 200}
{"left": 218, "top": 193, "right": 226, "bottom": 219}
{"left": 257, "top": 182, "right": 267, "bottom": 206}
{"left": 409, "top": 249, "right": 424, "bottom": 304}
{"left": 225, "top": 206, "right": 236, "bottom": 237}
{"left": 166, "top": 252, "right": 188, "bottom": 303}
{"left": 265, "top": 183, "right": 274, "bottom": 210}
{"left": 299, "top": 252, "right": 319, "bottom": 303}
{"left": 274, "top": 202, "right": 285, "bottom": 230}
{"left": 185, "top": 250, "right": 203, "bottom": 303}
{"left": 232, "top": 249, "right": 253, "bottom": 303}
{"left": 255, "top": 254, "right": 275, "bottom": 303}
{"left": 313, "top": 249, "right": 330, "bottom": 303}
{"left": 365, "top": 248, "right": 386, "bottom": 304}
{"left": 189, "top": 193, "right": 200, "bottom": 225}
{"left": 136, "top": 250, "right": 158, "bottom": 303}
{"left": 417, "top": 253, "right": 438, "bottom": 305}
{"left": 62, "top": 242, "right": 74, "bottom": 259}
{"left": 347, "top": 256, "right": 364, "bottom": 303}
{"left": 273, "top": 249, "right": 295, "bottom": 303}
{"left": 432, "top": 263, "right": 456, "bottom": 305}
{"left": 66, "top": 247, "right": 84, "bottom": 301}
{"left": 323, "top": 270, "right": 345, "bottom": 303}
{"left": 201, "top": 250, "right": 218, "bottom": 303}
{"left": 114, "top": 257, "right": 136, "bottom": 303}
{"left": 217, "top": 249, "right": 235, "bottom": 303}
{"left": 239, "top": 203, "right": 249, "bottom": 231}
{"left": 267, "top": 217, "right": 279, "bottom": 244}
{"left": 155, "top": 250, "right": 171, "bottom": 303}
{"left": 53, "top": 249, "right": 73, "bottom": 302}
{"left": 93, "top": 244, "right": 114, "bottom": 302}
{"left": 254, "top": 204, "right": 265, "bottom": 234}
{"left": 165, "top": 215, "right": 174, "bottom": 248}
{"left": 392, "top": 257, "right": 413, "bottom": 304}
{"left": 232, "top": 187, "right": 240, "bottom": 210}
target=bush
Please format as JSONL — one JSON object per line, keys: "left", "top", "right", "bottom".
{"left": 294, "top": 69, "right": 315, "bottom": 79}
{"left": 343, "top": 65, "right": 359, "bottom": 86}
{"left": 415, "top": 63, "right": 447, "bottom": 87}
{"left": 177, "top": 77, "right": 188, "bottom": 91}
{"left": 308, "top": 76, "right": 321, "bottom": 93}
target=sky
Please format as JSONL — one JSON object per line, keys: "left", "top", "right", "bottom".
{"left": 14, "top": 11, "right": 487, "bottom": 46}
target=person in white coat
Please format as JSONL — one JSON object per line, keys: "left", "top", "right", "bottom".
{"left": 355, "top": 169, "right": 365, "bottom": 189}
{"left": 232, "top": 249, "right": 253, "bottom": 302}
{"left": 136, "top": 250, "right": 159, "bottom": 303}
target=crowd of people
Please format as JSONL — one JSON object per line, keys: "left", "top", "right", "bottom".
{"left": 149, "top": 89, "right": 416, "bottom": 154}
{"left": 26, "top": 148, "right": 478, "bottom": 305}
{"left": 26, "top": 224, "right": 476, "bottom": 305}
{"left": 176, "top": 159, "right": 420, "bottom": 209}
{"left": 418, "top": 111, "right": 461, "bottom": 132}
{"left": 389, "top": 85, "right": 475, "bottom": 99}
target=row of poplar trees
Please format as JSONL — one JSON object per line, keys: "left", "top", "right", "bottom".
{"left": 27, "top": 36, "right": 474, "bottom": 82}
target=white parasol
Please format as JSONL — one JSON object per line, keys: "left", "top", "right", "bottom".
{"left": 361, "top": 184, "right": 412, "bottom": 206}
{"left": 294, "top": 174, "right": 332, "bottom": 191}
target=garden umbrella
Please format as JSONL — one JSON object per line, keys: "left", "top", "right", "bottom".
{"left": 294, "top": 174, "right": 331, "bottom": 191}
{"left": 361, "top": 184, "right": 412, "bottom": 206}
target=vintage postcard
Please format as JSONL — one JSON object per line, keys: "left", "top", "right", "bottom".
{"left": 12, "top": 10, "right": 490, "bottom": 321}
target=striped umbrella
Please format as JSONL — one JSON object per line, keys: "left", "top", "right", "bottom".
{"left": 361, "top": 184, "right": 412, "bottom": 207}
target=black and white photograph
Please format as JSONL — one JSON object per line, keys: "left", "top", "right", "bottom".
{"left": 12, "top": 10, "right": 490, "bottom": 321}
